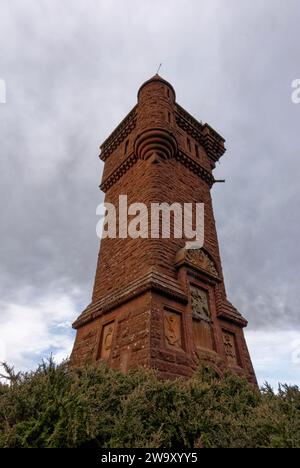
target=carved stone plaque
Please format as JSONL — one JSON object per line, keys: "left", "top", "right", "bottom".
{"left": 100, "top": 322, "right": 115, "bottom": 360}
{"left": 164, "top": 310, "right": 182, "bottom": 350}
{"left": 223, "top": 331, "right": 238, "bottom": 366}
{"left": 190, "top": 286, "right": 211, "bottom": 322}
{"left": 193, "top": 319, "right": 213, "bottom": 351}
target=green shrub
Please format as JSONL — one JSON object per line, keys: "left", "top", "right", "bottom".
{"left": 0, "top": 360, "right": 299, "bottom": 448}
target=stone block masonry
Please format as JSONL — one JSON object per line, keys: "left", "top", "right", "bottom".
{"left": 70, "top": 74, "right": 257, "bottom": 385}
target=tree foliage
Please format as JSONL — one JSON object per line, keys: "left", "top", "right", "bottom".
{"left": 0, "top": 359, "right": 299, "bottom": 448}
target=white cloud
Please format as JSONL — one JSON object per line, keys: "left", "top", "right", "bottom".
{"left": 0, "top": 0, "right": 299, "bottom": 388}
{"left": 246, "top": 329, "right": 300, "bottom": 388}
{"left": 1, "top": 294, "right": 299, "bottom": 390}
{"left": 0, "top": 290, "right": 77, "bottom": 372}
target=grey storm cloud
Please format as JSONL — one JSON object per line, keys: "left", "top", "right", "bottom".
{"left": 0, "top": 0, "right": 299, "bottom": 343}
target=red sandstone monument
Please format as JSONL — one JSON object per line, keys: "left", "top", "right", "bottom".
{"left": 70, "top": 75, "right": 257, "bottom": 384}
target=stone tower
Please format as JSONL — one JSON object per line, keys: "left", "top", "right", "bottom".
{"left": 70, "top": 75, "right": 256, "bottom": 383}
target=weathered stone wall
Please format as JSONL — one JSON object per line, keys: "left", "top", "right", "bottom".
{"left": 70, "top": 75, "right": 257, "bottom": 385}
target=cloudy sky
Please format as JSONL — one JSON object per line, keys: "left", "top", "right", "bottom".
{"left": 0, "top": 0, "right": 299, "bottom": 388}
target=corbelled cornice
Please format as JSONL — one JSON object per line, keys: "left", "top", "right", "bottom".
{"left": 99, "top": 102, "right": 226, "bottom": 166}
{"left": 175, "top": 104, "right": 226, "bottom": 163}
{"left": 100, "top": 106, "right": 137, "bottom": 161}
{"left": 73, "top": 269, "right": 188, "bottom": 329}
{"left": 100, "top": 151, "right": 138, "bottom": 192}
{"left": 100, "top": 147, "right": 214, "bottom": 192}
{"left": 174, "top": 150, "right": 214, "bottom": 186}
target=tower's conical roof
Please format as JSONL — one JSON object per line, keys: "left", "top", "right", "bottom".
{"left": 138, "top": 74, "right": 176, "bottom": 99}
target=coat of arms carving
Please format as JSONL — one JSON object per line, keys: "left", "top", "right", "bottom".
{"left": 186, "top": 249, "right": 218, "bottom": 277}
{"left": 190, "top": 286, "right": 211, "bottom": 322}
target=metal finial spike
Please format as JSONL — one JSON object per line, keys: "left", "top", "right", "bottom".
{"left": 156, "top": 63, "right": 162, "bottom": 75}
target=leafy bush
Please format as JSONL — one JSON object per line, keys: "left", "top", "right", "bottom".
{"left": 0, "top": 360, "right": 299, "bottom": 448}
